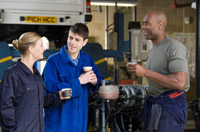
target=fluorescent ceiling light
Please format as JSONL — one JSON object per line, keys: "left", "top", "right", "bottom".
{"left": 90, "top": 0, "right": 137, "bottom": 7}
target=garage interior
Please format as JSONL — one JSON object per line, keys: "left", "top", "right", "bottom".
{"left": 0, "top": 0, "right": 199, "bottom": 132}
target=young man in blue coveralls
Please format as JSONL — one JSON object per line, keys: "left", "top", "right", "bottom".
{"left": 127, "top": 11, "right": 190, "bottom": 132}
{"left": 43, "top": 23, "right": 103, "bottom": 132}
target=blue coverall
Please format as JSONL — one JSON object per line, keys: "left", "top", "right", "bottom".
{"left": 43, "top": 46, "right": 103, "bottom": 132}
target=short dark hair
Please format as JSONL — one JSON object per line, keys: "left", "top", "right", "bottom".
{"left": 70, "top": 23, "right": 89, "bottom": 40}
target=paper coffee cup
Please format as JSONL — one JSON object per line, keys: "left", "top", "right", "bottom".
{"left": 126, "top": 61, "right": 137, "bottom": 66}
{"left": 83, "top": 66, "right": 92, "bottom": 72}
{"left": 62, "top": 88, "right": 72, "bottom": 97}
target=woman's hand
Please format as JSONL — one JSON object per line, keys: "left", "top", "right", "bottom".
{"left": 59, "top": 89, "right": 72, "bottom": 100}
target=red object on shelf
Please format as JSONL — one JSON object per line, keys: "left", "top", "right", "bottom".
{"left": 119, "top": 79, "right": 139, "bottom": 85}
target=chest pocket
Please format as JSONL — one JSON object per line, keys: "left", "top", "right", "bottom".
{"left": 14, "top": 86, "right": 37, "bottom": 106}
{"left": 16, "top": 85, "right": 37, "bottom": 100}
{"left": 17, "top": 85, "right": 37, "bottom": 94}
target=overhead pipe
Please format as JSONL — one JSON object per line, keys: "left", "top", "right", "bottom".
{"left": 173, "top": 0, "right": 192, "bottom": 8}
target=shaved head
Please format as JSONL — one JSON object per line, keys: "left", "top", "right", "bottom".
{"left": 146, "top": 11, "right": 167, "bottom": 29}
{"left": 142, "top": 10, "right": 167, "bottom": 44}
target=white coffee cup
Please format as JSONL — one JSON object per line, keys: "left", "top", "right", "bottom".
{"left": 83, "top": 66, "right": 92, "bottom": 72}
{"left": 126, "top": 61, "right": 137, "bottom": 66}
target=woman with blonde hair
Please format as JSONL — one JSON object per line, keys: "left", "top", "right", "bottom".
{"left": 0, "top": 32, "right": 71, "bottom": 132}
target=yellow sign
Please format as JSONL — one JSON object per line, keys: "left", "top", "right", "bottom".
{"left": 25, "top": 16, "right": 57, "bottom": 23}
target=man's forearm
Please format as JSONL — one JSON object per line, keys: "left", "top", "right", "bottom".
{"left": 145, "top": 70, "right": 187, "bottom": 90}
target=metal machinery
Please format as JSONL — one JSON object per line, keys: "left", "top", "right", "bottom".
{"left": 88, "top": 82, "right": 148, "bottom": 132}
